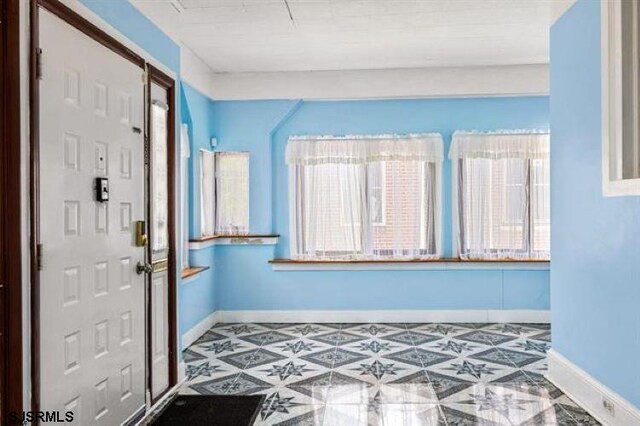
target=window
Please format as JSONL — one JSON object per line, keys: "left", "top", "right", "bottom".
{"left": 200, "top": 151, "right": 250, "bottom": 237}
{"left": 286, "top": 134, "right": 443, "bottom": 260}
{"left": 450, "top": 131, "right": 550, "bottom": 261}
{"left": 200, "top": 150, "right": 216, "bottom": 237}
{"left": 180, "top": 124, "right": 190, "bottom": 268}
{"left": 215, "top": 152, "right": 250, "bottom": 235}
{"left": 602, "top": 0, "right": 640, "bottom": 195}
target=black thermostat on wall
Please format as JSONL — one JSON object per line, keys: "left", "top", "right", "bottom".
{"left": 95, "top": 177, "right": 109, "bottom": 202}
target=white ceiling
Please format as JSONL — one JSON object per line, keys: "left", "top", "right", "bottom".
{"left": 131, "top": 0, "right": 554, "bottom": 74}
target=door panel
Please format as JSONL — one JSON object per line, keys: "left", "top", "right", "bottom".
{"left": 38, "top": 10, "right": 146, "bottom": 424}
{"left": 150, "top": 269, "right": 169, "bottom": 397}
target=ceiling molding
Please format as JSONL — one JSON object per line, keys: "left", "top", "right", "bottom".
{"left": 550, "top": 0, "right": 578, "bottom": 24}
{"left": 180, "top": 45, "right": 217, "bottom": 98}
{"left": 199, "top": 64, "right": 548, "bottom": 101}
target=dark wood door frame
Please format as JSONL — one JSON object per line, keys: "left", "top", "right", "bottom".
{"left": 1, "top": 0, "right": 24, "bottom": 423}
{"left": 147, "top": 64, "right": 178, "bottom": 404}
{"left": 29, "top": 0, "right": 178, "bottom": 416}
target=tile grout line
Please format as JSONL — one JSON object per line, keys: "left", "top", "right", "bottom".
{"left": 474, "top": 325, "right": 588, "bottom": 425}
{"left": 226, "top": 324, "right": 275, "bottom": 417}
{"left": 399, "top": 323, "right": 447, "bottom": 426}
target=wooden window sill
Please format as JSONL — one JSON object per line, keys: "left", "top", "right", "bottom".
{"left": 189, "top": 234, "right": 280, "bottom": 250}
{"left": 269, "top": 258, "right": 550, "bottom": 271}
{"left": 181, "top": 266, "right": 210, "bottom": 280}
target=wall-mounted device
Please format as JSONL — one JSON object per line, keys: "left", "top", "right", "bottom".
{"left": 211, "top": 137, "right": 218, "bottom": 148}
{"left": 95, "top": 177, "right": 109, "bottom": 202}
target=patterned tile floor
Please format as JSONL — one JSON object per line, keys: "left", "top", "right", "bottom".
{"left": 180, "top": 323, "right": 599, "bottom": 425}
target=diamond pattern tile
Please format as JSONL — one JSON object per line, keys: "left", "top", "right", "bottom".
{"left": 457, "top": 330, "right": 518, "bottom": 345}
{"left": 382, "top": 330, "right": 440, "bottom": 346}
{"left": 179, "top": 322, "right": 599, "bottom": 425}
{"left": 239, "top": 331, "right": 296, "bottom": 346}
{"left": 384, "top": 348, "right": 455, "bottom": 368}
{"left": 308, "top": 331, "right": 366, "bottom": 346}
{"left": 301, "top": 348, "right": 369, "bottom": 368}
{"left": 471, "top": 347, "right": 544, "bottom": 368}
{"left": 218, "top": 349, "right": 286, "bottom": 369}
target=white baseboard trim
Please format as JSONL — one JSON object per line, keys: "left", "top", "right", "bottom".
{"left": 216, "top": 310, "right": 549, "bottom": 324}
{"left": 181, "top": 311, "right": 221, "bottom": 349}
{"left": 546, "top": 349, "right": 640, "bottom": 425}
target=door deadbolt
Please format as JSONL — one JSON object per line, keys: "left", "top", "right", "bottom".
{"left": 135, "top": 220, "right": 148, "bottom": 247}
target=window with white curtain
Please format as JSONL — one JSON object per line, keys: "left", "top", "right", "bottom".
{"left": 200, "top": 150, "right": 216, "bottom": 237}
{"left": 286, "top": 134, "right": 443, "bottom": 260}
{"left": 180, "top": 124, "right": 190, "bottom": 269}
{"left": 215, "top": 152, "right": 250, "bottom": 235}
{"left": 200, "top": 151, "right": 250, "bottom": 237}
{"left": 450, "top": 131, "right": 550, "bottom": 261}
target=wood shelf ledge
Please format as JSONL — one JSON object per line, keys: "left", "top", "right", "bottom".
{"left": 189, "top": 234, "right": 280, "bottom": 250}
{"left": 181, "top": 266, "right": 210, "bottom": 280}
{"left": 189, "top": 234, "right": 280, "bottom": 243}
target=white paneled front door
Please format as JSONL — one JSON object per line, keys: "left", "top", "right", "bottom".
{"left": 38, "top": 10, "right": 146, "bottom": 425}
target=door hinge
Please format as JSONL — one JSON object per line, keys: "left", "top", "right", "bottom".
{"left": 36, "top": 243, "right": 44, "bottom": 270}
{"left": 144, "top": 135, "right": 150, "bottom": 165}
{"left": 36, "top": 48, "right": 43, "bottom": 80}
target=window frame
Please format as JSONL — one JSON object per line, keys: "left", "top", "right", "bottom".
{"left": 602, "top": 0, "right": 640, "bottom": 196}
{"left": 289, "top": 160, "right": 442, "bottom": 260}
{"left": 452, "top": 157, "right": 549, "bottom": 261}
{"left": 214, "top": 151, "right": 250, "bottom": 236}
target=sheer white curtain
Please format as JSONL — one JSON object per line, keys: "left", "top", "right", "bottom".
{"left": 215, "top": 152, "right": 249, "bottom": 235}
{"left": 200, "top": 150, "right": 216, "bottom": 237}
{"left": 180, "top": 124, "right": 190, "bottom": 269}
{"left": 287, "top": 134, "right": 443, "bottom": 260}
{"left": 450, "top": 131, "right": 550, "bottom": 260}
{"left": 150, "top": 103, "right": 169, "bottom": 253}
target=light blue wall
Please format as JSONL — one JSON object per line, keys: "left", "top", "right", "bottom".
{"left": 79, "top": 0, "right": 180, "bottom": 72}
{"left": 551, "top": 0, "right": 640, "bottom": 409}
{"left": 211, "top": 97, "right": 551, "bottom": 311}
{"left": 180, "top": 84, "right": 217, "bottom": 338}
{"left": 183, "top": 84, "right": 217, "bottom": 237}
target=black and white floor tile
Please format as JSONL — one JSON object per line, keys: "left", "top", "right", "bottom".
{"left": 180, "top": 322, "right": 599, "bottom": 425}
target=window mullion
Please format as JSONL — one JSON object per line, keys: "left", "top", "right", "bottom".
{"left": 526, "top": 159, "right": 533, "bottom": 257}
{"left": 362, "top": 162, "right": 372, "bottom": 257}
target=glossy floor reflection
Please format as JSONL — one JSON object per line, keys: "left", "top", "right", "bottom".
{"left": 180, "top": 323, "right": 599, "bottom": 425}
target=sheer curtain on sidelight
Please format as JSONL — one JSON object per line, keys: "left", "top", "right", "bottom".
{"left": 286, "top": 134, "right": 443, "bottom": 260}
{"left": 150, "top": 102, "right": 169, "bottom": 253}
{"left": 450, "top": 131, "right": 550, "bottom": 260}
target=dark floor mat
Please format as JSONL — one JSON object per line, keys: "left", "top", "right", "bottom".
{"left": 151, "top": 395, "right": 264, "bottom": 426}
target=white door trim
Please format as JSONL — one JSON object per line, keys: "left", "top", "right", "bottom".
{"left": 58, "top": 0, "right": 176, "bottom": 80}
